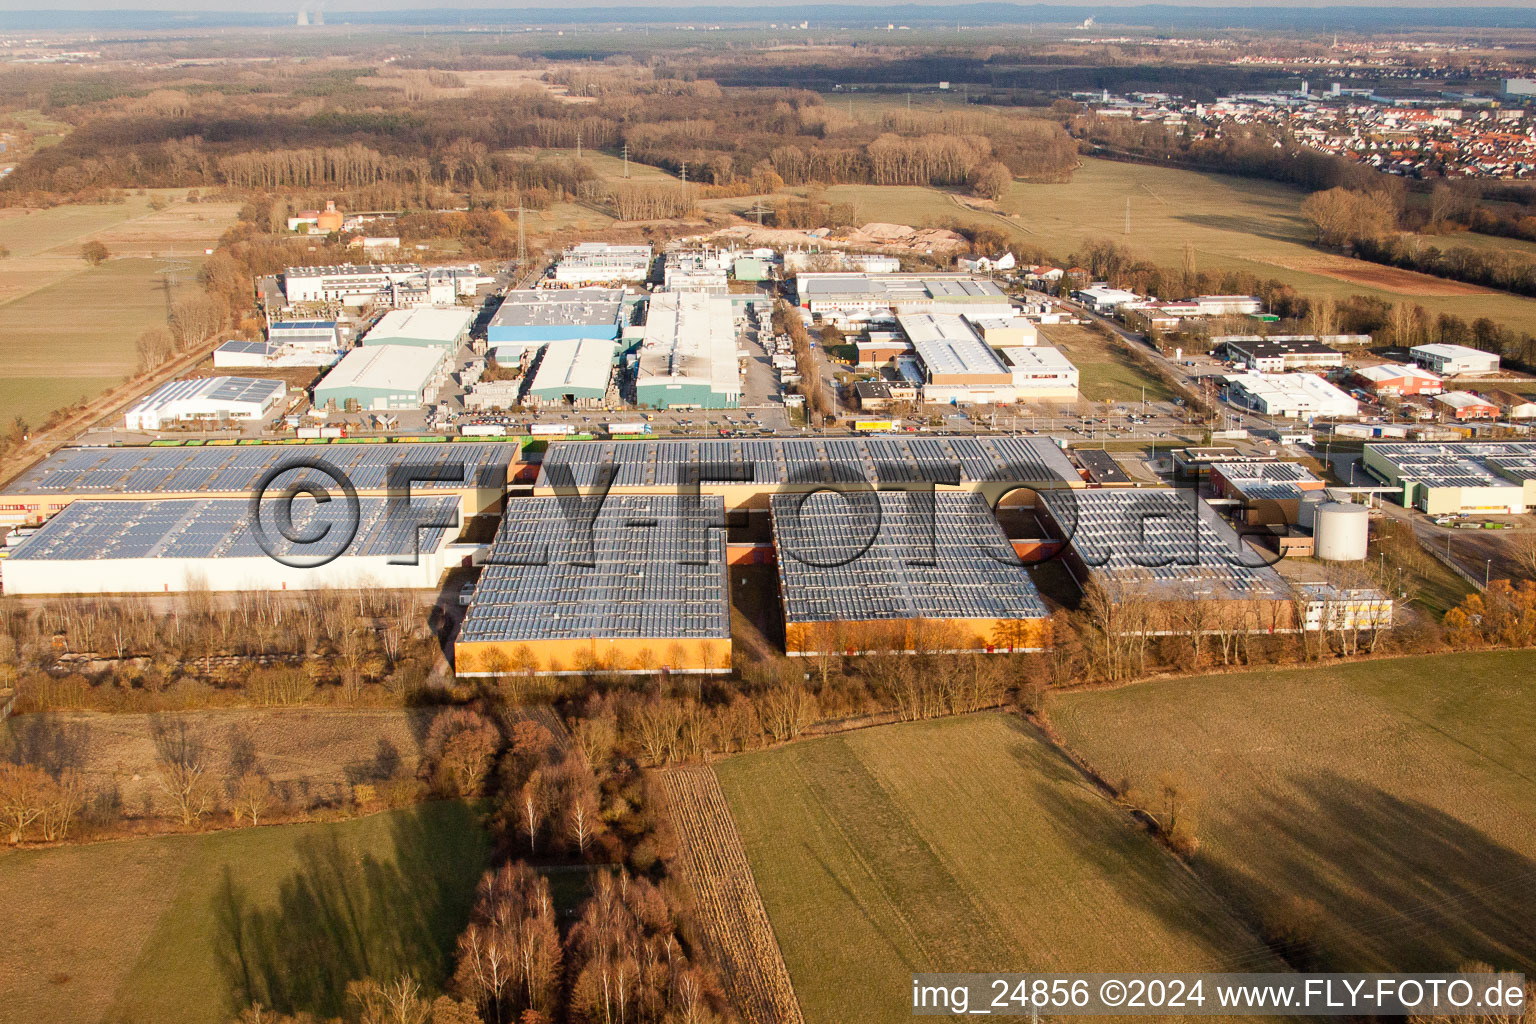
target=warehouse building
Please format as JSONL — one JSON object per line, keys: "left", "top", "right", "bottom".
{"left": 967, "top": 315, "right": 1038, "bottom": 348}
{"left": 1000, "top": 346, "right": 1079, "bottom": 403}
{"left": 314, "top": 344, "right": 447, "bottom": 411}
{"left": 1224, "top": 373, "right": 1359, "bottom": 419}
{"left": 0, "top": 440, "right": 518, "bottom": 527}
{"left": 1037, "top": 487, "right": 1295, "bottom": 631}
{"left": 525, "top": 337, "right": 616, "bottom": 407}
{"left": 1072, "top": 285, "right": 1141, "bottom": 314}
{"left": 361, "top": 307, "right": 473, "bottom": 353}
{"left": 635, "top": 292, "right": 740, "bottom": 409}
{"left": 1410, "top": 343, "right": 1500, "bottom": 376}
{"left": 899, "top": 313, "right": 1015, "bottom": 405}
{"left": 1352, "top": 362, "right": 1443, "bottom": 397}
{"left": 796, "top": 274, "right": 1014, "bottom": 321}
{"left": 1486, "top": 389, "right": 1536, "bottom": 420}
{"left": 534, "top": 434, "right": 1082, "bottom": 512}
{"left": 455, "top": 494, "right": 730, "bottom": 675}
{"left": 1, "top": 495, "right": 462, "bottom": 594}
{"left": 1362, "top": 441, "right": 1536, "bottom": 514}
{"left": 1221, "top": 337, "right": 1345, "bottom": 373}
{"left": 771, "top": 490, "right": 1049, "bottom": 655}
{"left": 1435, "top": 391, "right": 1499, "bottom": 421}
{"left": 1188, "top": 295, "right": 1263, "bottom": 316}
{"left": 124, "top": 377, "right": 288, "bottom": 431}
{"left": 485, "top": 289, "right": 626, "bottom": 360}
{"left": 550, "top": 243, "right": 653, "bottom": 286}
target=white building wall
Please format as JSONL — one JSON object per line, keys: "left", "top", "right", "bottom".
{"left": 1, "top": 549, "right": 452, "bottom": 594}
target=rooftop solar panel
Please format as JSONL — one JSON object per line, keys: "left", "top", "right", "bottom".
{"left": 4, "top": 442, "right": 518, "bottom": 497}
{"left": 8, "top": 496, "right": 459, "bottom": 563}
{"left": 458, "top": 494, "right": 730, "bottom": 644}
{"left": 770, "top": 490, "right": 1047, "bottom": 626}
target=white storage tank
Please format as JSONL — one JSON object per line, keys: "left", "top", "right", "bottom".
{"left": 1314, "top": 501, "right": 1369, "bottom": 561}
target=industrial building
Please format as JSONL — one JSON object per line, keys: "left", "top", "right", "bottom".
{"left": 782, "top": 252, "right": 900, "bottom": 275}
{"left": 1037, "top": 487, "right": 1295, "bottom": 631}
{"left": 1410, "top": 343, "right": 1500, "bottom": 376}
{"left": 967, "top": 315, "right": 1038, "bottom": 348}
{"left": 550, "top": 243, "right": 653, "bottom": 286}
{"left": 216, "top": 322, "right": 343, "bottom": 369}
{"left": 1224, "top": 373, "right": 1359, "bottom": 419}
{"left": 1187, "top": 295, "right": 1263, "bottom": 316}
{"left": 1352, "top": 362, "right": 1443, "bottom": 397}
{"left": 634, "top": 292, "right": 740, "bottom": 409}
{"left": 314, "top": 344, "right": 447, "bottom": 411}
{"left": 796, "top": 274, "right": 1014, "bottom": 321}
{"left": 1487, "top": 389, "right": 1536, "bottom": 419}
{"left": 1362, "top": 441, "right": 1536, "bottom": 514}
{"left": 771, "top": 490, "right": 1049, "bottom": 655}
{"left": 899, "top": 313, "right": 1015, "bottom": 405}
{"left": 1, "top": 495, "right": 462, "bottom": 594}
{"left": 281, "top": 263, "right": 488, "bottom": 308}
{"left": 660, "top": 250, "right": 731, "bottom": 293}
{"left": 1435, "top": 391, "right": 1500, "bottom": 421}
{"left": 282, "top": 264, "right": 425, "bottom": 305}
{"left": 1221, "top": 337, "right": 1345, "bottom": 373}
{"left": 0, "top": 440, "right": 518, "bottom": 526}
{"left": 999, "top": 346, "right": 1079, "bottom": 403}
{"left": 361, "top": 307, "right": 473, "bottom": 353}
{"left": 123, "top": 377, "right": 288, "bottom": 431}
{"left": 455, "top": 494, "right": 731, "bottom": 675}
{"left": 486, "top": 289, "right": 626, "bottom": 360}
{"left": 1209, "top": 460, "right": 1325, "bottom": 525}
{"left": 534, "top": 434, "right": 1082, "bottom": 512}
{"left": 525, "top": 337, "right": 616, "bottom": 406}
{"left": 1073, "top": 285, "right": 1141, "bottom": 314}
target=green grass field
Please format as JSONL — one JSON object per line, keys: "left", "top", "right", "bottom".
{"left": 0, "top": 192, "right": 237, "bottom": 428}
{"left": 0, "top": 257, "right": 205, "bottom": 427}
{"left": 1038, "top": 322, "right": 1174, "bottom": 404}
{"left": 0, "top": 802, "right": 491, "bottom": 1024}
{"left": 714, "top": 714, "right": 1278, "bottom": 1024}
{"left": 826, "top": 157, "right": 1536, "bottom": 337}
{"left": 1049, "top": 649, "right": 1536, "bottom": 974}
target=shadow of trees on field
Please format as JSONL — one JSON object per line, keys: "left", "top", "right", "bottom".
{"left": 1001, "top": 717, "right": 1280, "bottom": 972}
{"left": 1197, "top": 774, "right": 1536, "bottom": 974}
{"left": 212, "top": 801, "right": 488, "bottom": 1019}
{"left": 3, "top": 714, "right": 95, "bottom": 773}
{"left": 1002, "top": 715, "right": 1536, "bottom": 975}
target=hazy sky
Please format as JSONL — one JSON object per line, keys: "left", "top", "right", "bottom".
{"left": 17, "top": 0, "right": 1536, "bottom": 10}
{"left": 12, "top": 0, "right": 1536, "bottom": 14}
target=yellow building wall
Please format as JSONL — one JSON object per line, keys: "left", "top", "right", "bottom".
{"left": 455, "top": 636, "right": 731, "bottom": 676}
{"left": 784, "top": 616, "right": 1050, "bottom": 655}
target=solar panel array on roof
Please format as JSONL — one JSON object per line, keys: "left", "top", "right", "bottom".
{"left": 1215, "top": 460, "right": 1322, "bottom": 501}
{"left": 8, "top": 496, "right": 459, "bottom": 562}
{"left": 1042, "top": 488, "right": 1289, "bottom": 598}
{"left": 1368, "top": 440, "right": 1536, "bottom": 489}
{"left": 770, "top": 490, "right": 1047, "bottom": 625}
{"left": 536, "top": 435, "right": 1078, "bottom": 492}
{"left": 4, "top": 443, "right": 516, "bottom": 496}
{"left": 458, "top": 494, "right": 729, "bottom": 644}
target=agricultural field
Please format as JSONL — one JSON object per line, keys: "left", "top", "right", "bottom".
{"left": 660, "top": 766, "right": 804, "bottom": 1024}
{"left": 714, "top": 713, "right": 1278, "bottom": 1024}
{"left": 825, "top": 157, "right": 1536, "bottom": 336}
{"left": 0, "top": 191, "right": 238, "bottom": 427}
{"left": 1049, "top": 649, "right": 1536, "bottom": 974}
{"left": 1037, "top": 322, "right": 1175, "bottom": 404}
{"left": 0, "top": 801, "right": 490, "bottom": 1024}
{"left": 2, "top": 708, "right": 433, "bottom": 818}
